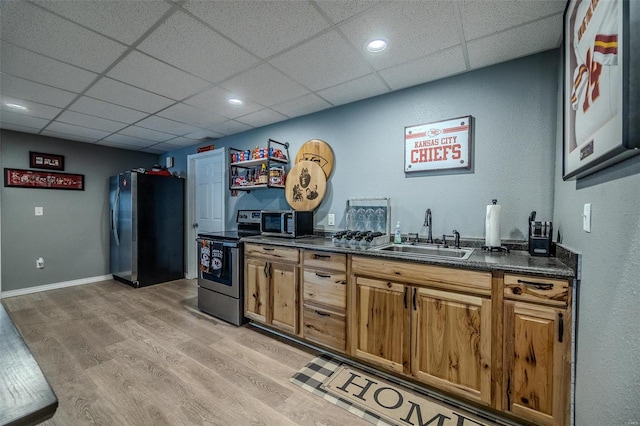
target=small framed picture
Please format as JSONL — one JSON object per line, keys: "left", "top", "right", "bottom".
{"left": 29, "top": 151, "right": 65, "bottom": 171}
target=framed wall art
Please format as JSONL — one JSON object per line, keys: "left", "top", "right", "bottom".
{"left": 4, "top": 168, "right": 84, "bottom": 190}
{"left": 563, "top": 0, "right": 639, "bottom": 180}
{"left": 29, "top": 151, "right": 65, "bottom": 171}
{"left": 404, "top": 115, "right": 472, "bottom": 173}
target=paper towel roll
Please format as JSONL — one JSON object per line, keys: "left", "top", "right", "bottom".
{"left": 485, "top": 203, "right": 502, "bottom": 247}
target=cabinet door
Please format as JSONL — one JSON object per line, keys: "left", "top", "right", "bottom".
{"left": 411, "top": 288, "right": 492, "bottom": 406}
{"left": 270, "top": 262, "right": 299, "bottom": 334}
{"left": 245, "top": 258, "right": 269, "bottom": 323}
{"left": 354, "top": 277, "right": 410, "bottom": 374}
{"left": 503, "top": 301, "right": 570, "bottom": 426}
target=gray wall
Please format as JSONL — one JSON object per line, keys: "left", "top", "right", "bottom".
{"left": 552, "top": 93, "right": 640, "bottom": 422}
{"left": 165, "top": 50, "right": 559, "bottom": 240}
{"left": 0, "top": 130, "right": 158, "bottom": 292}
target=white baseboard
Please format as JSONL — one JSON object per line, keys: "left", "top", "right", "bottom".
{"left": 1, "top": 274, "right": 112, "bottom": 298}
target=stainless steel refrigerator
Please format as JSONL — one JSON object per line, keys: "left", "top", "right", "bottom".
{"left": 109, "top": 171, "right": 184, "bottom": 288}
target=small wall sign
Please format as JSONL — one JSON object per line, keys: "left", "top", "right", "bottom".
{"left": 404, "top": 116, "right": 472, "bottom": 173}
{"left": 4, "top": 168, "right": 84, "bottom": 190}
{"left": 29, "top": 151, "right": 65, "bottom": 171}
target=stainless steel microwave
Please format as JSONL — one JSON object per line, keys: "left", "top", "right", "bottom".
{"left": 260, "top": 210, "right": 314, "bottom": 238}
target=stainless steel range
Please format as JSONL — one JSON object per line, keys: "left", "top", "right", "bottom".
{"left": 196, "top": 210, "right": 260, "bottom": 326}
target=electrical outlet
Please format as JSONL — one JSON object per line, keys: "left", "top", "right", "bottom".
{"left": 36, "top": 257, "right": 45, "bottom": 269}
{"left": 328, "top": 213, "right": 335, "bottom": 226}
{"left": 35, "top": 206, "right": 43, "bottom": 216}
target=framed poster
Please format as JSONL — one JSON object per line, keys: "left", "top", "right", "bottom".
{"left": 563, "top": 0, "right": 639, "bottom": 180}
{"left": 29, "top": 151, "right": 65, "bottom": 170}
{"left": 4, "top": 168, "right": 84, "bottom": 190}
{"left": 404, "top": 116, "right": 472, "bottom": 173}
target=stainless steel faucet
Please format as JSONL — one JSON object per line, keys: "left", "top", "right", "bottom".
{"left": 424, "top": 209, "right": 433, "bottom": 244}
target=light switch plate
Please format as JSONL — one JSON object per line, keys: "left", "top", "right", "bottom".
{"left": 583, "top": 203, "right": 591, "bottom": 233}
{"left": 328, "top": 213, "right": 335, "bottom": 226}
{"left": 35, "top": 206, "right": 43, "bottom": 216}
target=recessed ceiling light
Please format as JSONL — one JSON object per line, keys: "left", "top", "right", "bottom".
{"left": 5, "top": 103, "right": 28, "bottom": 111}
{"left": 367, "top": 39, "right": 387, "bottom": 53}
{"left": 228, "top": 98, "right": 244, "bottom": 106}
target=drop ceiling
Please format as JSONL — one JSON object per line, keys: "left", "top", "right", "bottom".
{"left": 0, "top": 0, "right": 566, "bottom": 153}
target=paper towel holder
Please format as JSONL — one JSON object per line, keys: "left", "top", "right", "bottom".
{"left": 482, "top": 199, "right": 510, "bottom": 253}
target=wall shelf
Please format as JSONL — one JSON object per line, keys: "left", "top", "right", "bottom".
{"left": 229, "top": 139, "right": 289, "bottom": 192}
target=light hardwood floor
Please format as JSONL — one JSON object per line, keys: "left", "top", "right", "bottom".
{"left": 2, "top": 279, "right": 369, "bottom": 426}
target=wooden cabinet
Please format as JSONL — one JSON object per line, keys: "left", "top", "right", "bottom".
{"left": 301, "top": 250, "right": 347, "bottom": 352}
{"left": 412, "top": 287, "right": 492, "bottom": 406}
{"left": 502, "top": 274, "right": 571, "bottom": 426}
{"left": 244, "top": 243, "right": 300, "bottom": 334}
{"left": 350, "top": 256, "right": 493, "bottom": 406}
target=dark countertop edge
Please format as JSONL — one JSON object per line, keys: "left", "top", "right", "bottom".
{"left": 1, "top": 304, "right": 58, "bottom": 426}
{"left": 241, "top": 236, "right": 575, "bottom": 279}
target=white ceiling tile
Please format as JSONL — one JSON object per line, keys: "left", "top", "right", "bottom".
{"left": 221, "top": 64, "right": 309, "bottom": 107}
{"left": 379, "top": 46, "right": 467, "bottom": 91}
{"left": 317, "top": 73, "right": 389, "bottom": 106}
{"left": 41, "top": 130, "right": 97, "bottom": 144}
{"left": 270, "top": 30, "right": 370, "bottom": 91}
{"left": 315, "top": 0, "right": 385, "bottom": 24}
{"left": 96, "top": 139, "right": 147, "bottom": 151}
{"left": 467, "top": 14, "right": 563, "bottom": 69}
{"left": 136, "top": 116, "right": 202, "bottom": 136}
{"left": 162, "top": 137, "right": 201, "bottom": 148}
{"left": 0, "top": 110, "right": 50, "bottom": 130}
{"left": 157, "top": 103, "right": 227, "bottom": 128}
{"left": 138, "top": 11, "right": 258, "bottom": 83}
{"left": 1, "top": 97, "right": 62, "bottom": 120}
{"left": 56, "top": 111, "right": 127, "bottom": 133}
{"left": 206, "top": 120, "right": 253, "bottom": 136}
{"left": 141, "top": 146, "right": 166, "bottom": 154}
{"left": 271, "top": 93, "right": 332, "bottom": 118}
{"left": 0, "top": 1, "right": 127, "bottom": 73}
{"left": 1, "top": 123, "right": 43, "bottom": 134}
{"left": 119, "top": 125, "right": 176, "bottom": 142}
{"left": 235, "top": 109, "right": 287, "bottom": 128}
{"left": 460, "top": 0, "right": 566, "bottom": 41}
{"left": 33, "top": 0, "right": 173, "bottom": 45}
{"left": 146, "top": 142, "right": 183, "bottom": 152}
{"left": 107, "top": 51, "right": 211, "bottom": 101}
{"left": 184, "top": 0, "right": 330, "bottom": 58}
{"left": 183, "top": 129, "right": 226, "bottom": 141}
{"left": 67, "top": 97, "right": 148, "bottom": 124}
{"left": 339, "top": 1, "right": 460, "bottom": 70}
{"left": 44, "top": 121, "right": 110, "bottom": 140}
{"left": 84, "top": 78, "right": 175, "bottom": 114}
{"left": 0, "top": 42, "right": 98, "bottom": 93}
{"left": 103, "top": 134, "right": 157, "bottom": 148}
{"left": 185, "top": 87, "right": 263, "bottom": 119}
{"left": 0, "top": 74, "right": 77, "bottom": 108}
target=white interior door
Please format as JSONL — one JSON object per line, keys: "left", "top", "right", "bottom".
{"left": 186, "top": 148, "right": 227, "bottom": 279}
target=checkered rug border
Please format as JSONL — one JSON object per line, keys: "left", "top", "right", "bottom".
{"left": 289, "top": 354, "right": 394, "bottom": 426}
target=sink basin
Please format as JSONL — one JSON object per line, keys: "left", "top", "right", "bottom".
{"left": 371, "top": 243, "right": 474, "bottom": 260}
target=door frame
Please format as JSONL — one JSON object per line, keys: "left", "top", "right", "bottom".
{"left": 186, "top": 148, "right": 227, "bottom": 279}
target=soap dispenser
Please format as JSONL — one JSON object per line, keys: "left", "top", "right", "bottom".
{"left": 394, "top": 221, "right": 402, "bottom": 244}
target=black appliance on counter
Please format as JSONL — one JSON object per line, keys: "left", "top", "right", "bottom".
{"left": 528, "top": 211, "right": 553, "bottom": 256}
{"left": 196, "top": 210, "right": 261, "bottom": 326}
{"left": 260, "top": 210, "right": 314, "bottom": 238}
{"left": 109, "top": 171, "right": 185, "bottom": 288}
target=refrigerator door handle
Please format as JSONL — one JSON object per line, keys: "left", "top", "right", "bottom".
{"left": 113, "top": 186, "right": 120, "bottom": 246}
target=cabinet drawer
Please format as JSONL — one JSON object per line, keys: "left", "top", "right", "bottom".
{"left": 351, "top": 256, "right": 491, "bottom": 294}
{"left": 303, "top": 250, "right": 346, "bottom": 272}
{"left": 303, "top": 305, "right": 346, "bottom": 352}
{"left": 504, "top": 274, "right": 570, "bottom": 307}
{"left": 303, "top": 269, "right": 347, "bottom": 312}
{"left": 245, "top": 244, "right": 299, "bottom": 263}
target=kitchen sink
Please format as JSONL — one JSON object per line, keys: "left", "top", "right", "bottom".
{"left": 371, "top": 243, "right": 474, "bottom": 260}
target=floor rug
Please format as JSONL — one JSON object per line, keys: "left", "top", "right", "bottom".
{"left": 290, "top": 354, "right": 497, "bottom": 426}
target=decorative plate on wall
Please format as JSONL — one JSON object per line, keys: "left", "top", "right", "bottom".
{"left": 285, "top": 161, "right": 326, "bottom": 211}
{"left": 294, "top": 139, "right": 334, "bottom": 179}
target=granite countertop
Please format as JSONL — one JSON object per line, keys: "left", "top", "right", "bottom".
{"left": 241, "top": 235, "right": 576, "bottom": 279}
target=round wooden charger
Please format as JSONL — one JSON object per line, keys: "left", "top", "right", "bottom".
{"left": 285, "top": 161, "right": 327, "bottom": 211}
{"left": 294, "top": 139, "right": 334, "bottom": 179}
